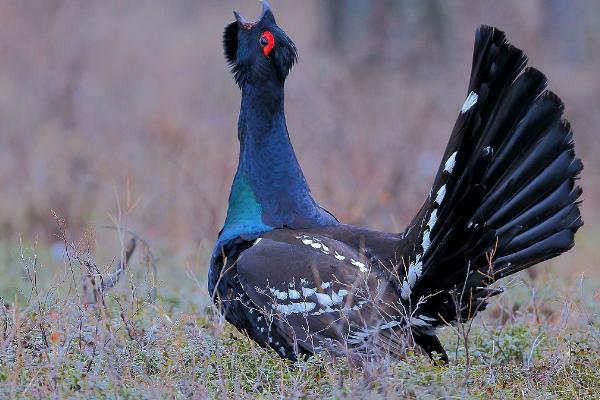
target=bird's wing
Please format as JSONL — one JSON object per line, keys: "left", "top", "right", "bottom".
{"left": 236, "top": 229, "right": 407, "bottom": 359}
{"left": 398, "top": 25, "right": 582, "bottom": 329}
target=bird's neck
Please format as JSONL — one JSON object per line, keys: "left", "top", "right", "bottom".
{"left": 219, "top": 82, "right": 336, "bottom": 244}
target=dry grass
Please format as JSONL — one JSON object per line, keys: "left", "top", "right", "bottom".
{"left": 0, "top": 232, "right": 598, "bottom": 398}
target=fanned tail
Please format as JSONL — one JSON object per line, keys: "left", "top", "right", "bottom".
{"left": 397, "top": 26, "right": 583, "bottom": 360}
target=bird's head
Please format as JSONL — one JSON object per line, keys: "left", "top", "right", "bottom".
{"left": 223, "top": 1, "right": 297, "bottom": 88}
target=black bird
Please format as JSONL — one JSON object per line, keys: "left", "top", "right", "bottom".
{"left": 209, "top": 2, "right": 583, "bottom": 363}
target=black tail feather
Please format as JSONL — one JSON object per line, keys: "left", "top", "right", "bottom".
{"left": 398, "top": 26, "right": 583, "bottom": 335}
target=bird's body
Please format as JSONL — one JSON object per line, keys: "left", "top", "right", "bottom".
{"left": 209, "top": 2, "right": 583, "bottom": 363}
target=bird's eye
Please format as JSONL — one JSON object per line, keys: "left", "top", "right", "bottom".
{"left": 259, "top": 31, "right": 275, "bottom": 56}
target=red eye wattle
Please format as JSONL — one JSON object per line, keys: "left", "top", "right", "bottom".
{"left": 260, "top": 31, "right": 275, "bottom": 56}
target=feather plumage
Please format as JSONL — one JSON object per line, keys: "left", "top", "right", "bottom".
{"left": 210, "top": 10, "right": 583, "bottom": 364}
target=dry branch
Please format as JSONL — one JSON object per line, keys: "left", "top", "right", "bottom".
{"left": 82, "top": 237, "right": 136, "bottom": 304}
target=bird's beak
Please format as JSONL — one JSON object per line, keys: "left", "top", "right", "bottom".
{"left": 260, "top": 0, "right": 271, "bottom": 17}
{"left": 234, "top": 0, "right": 271, "bottom": 29}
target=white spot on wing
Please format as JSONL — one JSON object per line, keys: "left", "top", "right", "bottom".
{"left": 288, "top": 289, "right": 300, "bottom": 299}
{"left": 334, "top": 251, "right": 345, "bottom": 261}
{"left": 461, "top": 91, "right": 478, "bottom": 113}
{"left": 315, "top": 292, "right": 334, "bottom": 307}
{"left": 269, "top": 288, "right": 288, "bottom": 300}
{"left": 276, "top": 302, "right": 316, "bottom": 315}
{"left": 330, "top": 289, "right": 348, "bottom": 304}
{"left": 350, "top": 259, "right": 368, "bottom": 272}
{"left": 253, "top": 237, "right": 262, "bottom": 246}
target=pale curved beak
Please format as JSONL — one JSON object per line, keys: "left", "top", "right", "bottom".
{"left": 234, "top": 0, "right": 271, "bottom": 28}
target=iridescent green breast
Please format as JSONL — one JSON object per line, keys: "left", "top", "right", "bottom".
{"left": 220, "top": 175, "right": 272, "bottom": 243}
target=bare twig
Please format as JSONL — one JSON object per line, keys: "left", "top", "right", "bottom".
{"left": 96, "top": 224, "right": 159, "bottom": 302}
{"left": 100, "top": 237, "right": 137, "bottom": 291}
{"left": 81, "top": 236, "right": 136, "bottom": 304}
{"left": 0, "top": 298, "right": 8, "bottom": 342}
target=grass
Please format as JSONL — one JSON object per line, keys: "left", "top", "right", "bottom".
{"left": 0, "top": 237, "right": 598, "bottom": 399}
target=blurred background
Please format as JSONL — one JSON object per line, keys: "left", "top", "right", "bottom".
{"left": 1, "top": 0, "right": 598, "bottom": 293}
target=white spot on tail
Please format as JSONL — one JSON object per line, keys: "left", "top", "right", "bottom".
{"left": 379, "top": 320, "right": 401, "bottom": 330}
{"left": 421, "top": 230, "right": 431, "bottom": 253}
{"left": 409, "top": 317, "right": 431, "bottom": 327}
{"left": 407, "top": 261, "right": 423, "bottom": 286}
{"left": 401, "top": 280, "right": 411, "bottom": 300}
{"left": 426, "top": 209, "right": 438, "bottom": 231}
{"left": 347, "top": 320, "right": 401, "bottom": 344}
{"left": 347, "top": 329, "right": 371, "bottom": 344}
{"left": 444, "top": 151, "right": 457, "bottom": 173}
{"left": 461, "top": 91, "right": 478, "bottom": 113}
{"left": 434, "top": 185, "right": 446, "bottom": 205}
